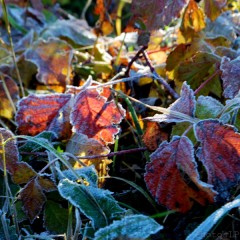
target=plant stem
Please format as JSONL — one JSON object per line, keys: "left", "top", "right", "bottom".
{"left": 0, "top": 0, "right": 25, "bottom": 97}
{"left": 194, "top": 69, "right": 221, "bottom": 95}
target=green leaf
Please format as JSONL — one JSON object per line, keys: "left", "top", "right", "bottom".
{"left": 186, "top": 196, "right": 240, "bottom": 240}
{"left": 196, "top": 96, "right": 224, "bottom": 119}
{"left": 94, "top": 214, "right": 163, "bottom": 240}
{"left": 58, "top": 179, "right": 125, "bottom": 229}
{"left": 59, "top": 166, "right": 98, "bottom": 187}
{"left": 43, "top": 200, "right": 68, "bottom": 234}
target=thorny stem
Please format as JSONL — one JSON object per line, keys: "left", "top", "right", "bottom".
{"left": 141, "top": 50, "right": 179, "bottom": 99}
{"left": 194, "top": 68, "right": 221, "bottom": 95}
{"left": 21, "top": 147, "right": 147, "bottom": 160}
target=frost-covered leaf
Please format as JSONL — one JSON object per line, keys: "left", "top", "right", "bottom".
{"left": 70, "top": 89, "right": 125, "bottom": 145}
{"left": 204, "top": 0, "right": 227, "bottom": 21}
{"left": 0, "top": 75, "right": 19, "bottom": 119}
{"left": 186, "top": 196, "right": 240, "bottom": 240}
{"left": 16, "top": 94, "right": 72, "bottom": 139}
{"left": 145, "top": 136, "right": 215, "bottom": 212}
{"left": 44, "top": 200, "right": 68, "bottom": 234}
{"left": 94, "top": 214, "right": 163, "bottom": 240}
{"left": 220, "top": 56, "right": 240, "bottom": 99}
{"left": 24, "top": 38, "right": 73, "bottom": 92}
{"left": 41, "top": 19, "right": 96, "bottom": 46}
{"left": 66, "top": 133, "right": 111, "bottom": 186}
{"left": 180, "top": 0, "right": 206, "bottom": 42}
{"left": 0, "top": 211, "right": 18, "bottom": 240}
{"left": 145, "top": 82, "right": 196, "bottom": 123}
{"left": 59, "top": 165, "right": 98, "bottom": 188}
{"left": 196, "top": 96, "right": 224, "bottom": 119}
{"left": 195, "top": 120, "right": 240, "bottom": 200}
{"left": 37, "top": 175, "right": 56, "bottom": 192}
{"left": 19, "top": 178, "right": 46, "bottom": 223}
{"left": 58, "top": 179, "right": 125, "bottom": 229}
{"left": 0, "top": 128, "right": 37, "bottom": 184}
{"left": 131, "top": 0, "right": 188, "bottom": 30}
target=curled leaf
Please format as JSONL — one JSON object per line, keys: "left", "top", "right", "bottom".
{"left": 145, "top": 136, "right": 215, "bottom": 212}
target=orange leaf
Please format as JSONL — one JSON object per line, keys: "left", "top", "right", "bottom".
{"left": 145, "top": 136, "right": 215, "bottom": 212}
{"left": 16, "top": 94, "right": 72, "bottom": 139}
{"left": 195, "top": 120, "right": 240, "bottom": 200}
{"left": 70, "top": 89, "right": 125, "bottom": 145}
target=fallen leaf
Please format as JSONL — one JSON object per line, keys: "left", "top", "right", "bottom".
{"left": 16, "top": 94, "right": 72, "bottom": 139}
{"left": 145, "top": 136, "right": 215, "bottom": 212}
{"left": 70, "top": 89, "right": 125, "bottom": 145}
{"left": 24, "top": 38, "right": 73, "bottom": 92}
{"left": 131, "top": 0, "right": 188, "bottom": 30}
{"left": 220, "top": 56, "right": 240, "bottom": 99}
{"left": 195, "top": 120, "right": 240, "bottom": 200}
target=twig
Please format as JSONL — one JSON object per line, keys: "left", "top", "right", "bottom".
{"left": 194, "top": 68, "right": 221, "bottom": 95}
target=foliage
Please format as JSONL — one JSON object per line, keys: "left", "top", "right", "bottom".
{"left": 0, "top": 0, "right": 240, "bottom": 239}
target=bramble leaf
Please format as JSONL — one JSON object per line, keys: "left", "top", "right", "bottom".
{"left": 70, "top": 89, "right": 125, "bottom": 145}
{"left": 195, "top": 120, "right": 240, "bottom": 200}
{"left": 145, "top": 136, "right": 215, "bottom": 212}
{"left": 0, "top": 128, "right": 37, "bottom": 184}
{"left": 220, "top": 56, "right": 240, "bottom": 99}
{"left": 58, "top": 179, "right": 125, "bottom": 229}
{"left": 16, "top": 94, "right": 72, "bottom": 139}
{"left": 66, "top": 133, "right": 111, "bottom": 186}
{"left": 145, "top": 82, "right": 196, "bottom": 123}
{"left": 94, "top": 214, "right": 163, "bottom": 240}
{"left": 131, "top": 0, "right": 188, "bottom": 30}
{"left": 19, "top": 178, "right": 46, "bottom": 223}
{"left": 24, "top": 38, "right": 73, "bottom": 92}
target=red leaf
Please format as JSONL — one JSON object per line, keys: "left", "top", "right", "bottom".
{"left": 145, "top": 82, "right": 196, "bottom": 123}
{"left": 20, "top": 178, "right": 46, "bottom": 223}
{"left": 16, "top": 94, "right": 72, "bottom": 139}
{"left": 220, "top": 56, "right": 240, "bottom": 99}
{"left": 131, "top": 0, "right": 188, "bottom": 30}
{"left": 70, "top": 89, "right": 125, "bottom": 145}
{"left": 145, "top": 136, "right": 215, "bottom": 212}
{"left": 195, "top": 120, "right": 240, "bottom": 200}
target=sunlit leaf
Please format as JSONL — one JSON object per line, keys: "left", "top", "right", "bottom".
{"left": 24, "top": 38, "right": 73, "bottom": 92}
{"left": 66, "top": 133, "right": 111, "bottom": 186}
{"left": 220, "top": 56, "right": 240, "bottom": 99}
{"left": 180, "top": 0, "right": 206, "bottom": 42}
{"left": 94, "top": 214, "right": 163, "bottom": 240}
{"left": 195, "top": 120, "right": 240, "bottom": 200}
{"left": 70, "top": 89, "right": 125, "bottom": 145}
{"left": 142, "top": 122, "right": 169, "bottom": 151}
{"left": 16, "top": 94, "right": 72, "bottom": 139}
{"left": 0, "top": 75, "right": 19, "bottom": 119}
{"left": 58, "top": 179, "right": 125, "bottom": 229}
{"left": 131, "top": 0, "right": 188, "bottom": 30}
{"left": 145, "top": 136, "right": 215, "bottom": 212}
